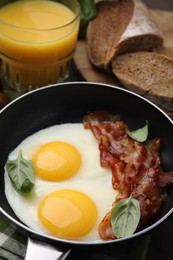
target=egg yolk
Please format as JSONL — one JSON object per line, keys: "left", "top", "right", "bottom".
{"left": 32, "top": 142, "right": 81, "bottom": 181}
{"left": 38, "top": 189, "right": 98, "bottom": 239}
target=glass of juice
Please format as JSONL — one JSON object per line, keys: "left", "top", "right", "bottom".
{"left": 0, "top": 0, "right": 80, "bottom": 93}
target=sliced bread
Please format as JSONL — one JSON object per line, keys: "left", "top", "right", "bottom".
{"left": 112, "top": 51, "right": 173, "bottom": 112}
{"left": 87, "top": 0, "right": 163, "bottom": 71}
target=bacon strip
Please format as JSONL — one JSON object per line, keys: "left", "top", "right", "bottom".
{"left": 84, "top": 111, "right": 173, "bottom": 240}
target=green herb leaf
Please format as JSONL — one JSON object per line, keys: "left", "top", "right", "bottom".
{"left": 111, "top": 195, "right": 140, "bottom": 238}
{"left": 6, "top": 150, "right": 35, "bottom": 195}
{"left": 3, "top": 88, "right": 21, "bottom": 101}
{"left": 78, "top": 0, "right": 97, "bottom": 38}
{"left": 126, "top": 120, "right": 149, "bottom": 142}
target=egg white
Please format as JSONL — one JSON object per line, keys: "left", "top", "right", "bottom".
{"left": 4, "top": 123, "right": 118, "bottom": 242}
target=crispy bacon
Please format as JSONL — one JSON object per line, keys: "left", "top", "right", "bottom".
{"left": 83, "top": 111, "right": 173, "bottom": 240}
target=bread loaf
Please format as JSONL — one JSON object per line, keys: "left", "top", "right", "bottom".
{"left": 112, "top": 51, "right": 173, "bottom": 111}
{"left": 87, "top": 0, "right": 163, "bottom": 71}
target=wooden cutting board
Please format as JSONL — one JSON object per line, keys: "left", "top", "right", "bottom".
{"left": 74, "top": 10, "right": 173, "bottom": 87}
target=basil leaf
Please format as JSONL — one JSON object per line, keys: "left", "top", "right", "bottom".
{"left": 6, "top": 150, "right": 35, "bottom": 195}
{"left": 78, "top": 0, "right": 97, "bottom": 38}
{"left": 111, "top": 195, "right": 140, "bottom": 238}
{"left": 3, "top": 88, "right": 21, "bottom": 101}
{"left": 126, "top": 120, "right": 149, "bottom": 142}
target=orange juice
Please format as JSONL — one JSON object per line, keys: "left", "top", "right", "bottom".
{"left": 0, "top": 0, "right": 80, "bottom": 92}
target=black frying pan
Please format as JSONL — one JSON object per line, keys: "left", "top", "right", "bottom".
{"left": 1, "top": 82, "right": 173, "bottom": 259}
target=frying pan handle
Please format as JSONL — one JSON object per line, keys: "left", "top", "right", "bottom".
{"left": 25, "top": 237, "right": 71, "bottom": 260}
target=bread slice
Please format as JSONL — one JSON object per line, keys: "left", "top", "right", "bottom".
{"left": 112, "top": 51, "right": 173, "bottom": 111}
{"left": 87, "top": 0, "right": 163, "bottom": 71}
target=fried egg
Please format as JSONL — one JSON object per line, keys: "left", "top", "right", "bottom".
{"left": 4, "top": 123, "right": 117, "bottom": 242}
